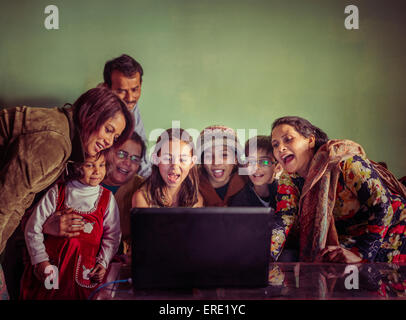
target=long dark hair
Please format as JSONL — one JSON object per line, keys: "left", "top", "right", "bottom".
{"left": 143, "top": 128, "right": 199, "bottom": 207}
{"left": 271, "top": 116, "right": 329, "bottom": 153}
{"left": 70, "top": 87, "right": 134, "bottom": 152}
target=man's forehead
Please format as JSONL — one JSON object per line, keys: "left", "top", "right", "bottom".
{"left": 111, "top": 70, "right": 141, "bottom": 84}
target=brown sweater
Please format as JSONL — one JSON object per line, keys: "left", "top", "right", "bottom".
{"left": 0, "top": 106, "right": 84, "bottom": 254}
{"left": 198, "top": 171, "right": 246, "bottom": 207}
{"left": 114, "top": 174, "right": 144, "bottom": 248}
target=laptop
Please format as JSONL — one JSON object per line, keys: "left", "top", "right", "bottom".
{"left": 130, "top": 207, "right": 272, "bottom": 289}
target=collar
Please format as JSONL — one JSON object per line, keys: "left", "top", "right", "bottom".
{"left": 199, "top": 171, "right": 246, "bottom": 206}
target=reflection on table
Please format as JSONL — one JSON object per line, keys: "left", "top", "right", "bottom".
{"left": 94, "top": 262, "right": 406, "bottom": 300}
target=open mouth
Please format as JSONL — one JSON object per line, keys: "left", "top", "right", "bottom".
{"left": 125, "top": 101, "right": 137, "bottom": 110}
{"left": 281, "top": 154, "right": 295, "bottom": 165}
{"left": 167, "top": 173, "right": 181, "bottom": 184}
{"left": 212, "top": 169, "right": 225, "bottom": 179}
{"left": 95, "top": 142, "right": 105, "bottom": 153}
{"left": 250, "top": 173, "right": 266, "bottom": 183}
{"left": 117, "top": 167, "right": 129, "bottom": 175}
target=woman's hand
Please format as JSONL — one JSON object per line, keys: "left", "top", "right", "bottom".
{"left": 88, "top": 263, "right": 107, "bottom": 283}
{"left": 42, "top": 208, "right": 85, "bottom": 237}
{"left": 317, "top": 246, "right": 362, "bottom": 263}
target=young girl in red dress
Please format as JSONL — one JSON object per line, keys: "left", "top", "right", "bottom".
{"left": 20, "top": 152, "right": 121, "bottom": 299}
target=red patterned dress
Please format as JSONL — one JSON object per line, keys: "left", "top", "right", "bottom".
{"left": 20, "top": 183, "right": 111, "bottom": 300}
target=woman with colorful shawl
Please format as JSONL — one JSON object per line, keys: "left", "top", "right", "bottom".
{"left": 270, "top": 116, "right": 406, "bottom": 263}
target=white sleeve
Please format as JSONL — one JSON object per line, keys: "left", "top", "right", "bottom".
{"left": 132, "top": 105, "right": 152, "bottom": 178}
{"left": 96, "top": 193, "right": 121, "bottom": 269}
{"left": 133, "top": 105, "right": 148, "bottom": 143}
{"left": 24, "top": 184, "right": 58, "bottom": 265}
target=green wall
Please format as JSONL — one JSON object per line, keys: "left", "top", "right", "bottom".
{"left": 1, "top": 0, "right": 405, "bottom": 176}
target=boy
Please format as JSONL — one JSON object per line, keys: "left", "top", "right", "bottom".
{"left": 230, "top": 135, "right": 281, "bottom": 208}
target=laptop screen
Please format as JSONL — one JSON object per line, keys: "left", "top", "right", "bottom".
{"left": 131, "top": 207, "right": 272, "bottom": 289}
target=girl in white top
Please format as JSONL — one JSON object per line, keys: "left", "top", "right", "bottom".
{"left": 21, "top": 153, "right": 121, "bottom": 300}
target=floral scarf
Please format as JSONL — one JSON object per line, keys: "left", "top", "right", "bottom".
{"left": 298, "top": 140, "right": 365, "bottom": 261}
{"left": 298, "top": 139, "right": 406, "bottom": 262}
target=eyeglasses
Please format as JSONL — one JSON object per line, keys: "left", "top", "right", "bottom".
{"left": 246, "top": 158, "right": 277, "bottom": 167}
{"left": 116, "top": 150, "right": 141, "bottom": 164}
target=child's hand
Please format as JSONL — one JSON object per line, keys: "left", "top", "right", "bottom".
{"left": 33, "top": 261, "right": 52, "bottom": 282}
{"left": 267, "top": 163, "right": 282, "bottom": 184}
{"left": 88, "top": 263, "right": 106, "bottom": 283}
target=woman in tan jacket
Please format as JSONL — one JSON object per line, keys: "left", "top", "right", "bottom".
{"left": 0, "top": 87, "right": 133, "bottom": 257}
